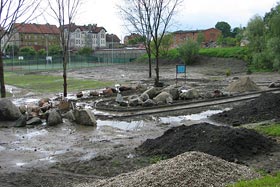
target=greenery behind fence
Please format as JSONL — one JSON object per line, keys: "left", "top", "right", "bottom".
{"left": 3, "top": 54, "right": 137, "bottom": 72}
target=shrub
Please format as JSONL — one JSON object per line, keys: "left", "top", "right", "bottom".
{"left": 177, "top": 39, "right": 200, "bottom": 65}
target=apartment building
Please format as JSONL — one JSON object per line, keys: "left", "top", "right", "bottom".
{"left": 64, "top": 23, "right": 107, "bottom": 50}
{"left": 10, "top": 23, "right": 60, "bottom": 51}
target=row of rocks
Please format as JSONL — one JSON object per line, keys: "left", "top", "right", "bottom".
{"left": 0, "top": 98, "right": 97, "bottom": 128}
{"left": 119, "top": 85, "right": 225, "bottom": 107}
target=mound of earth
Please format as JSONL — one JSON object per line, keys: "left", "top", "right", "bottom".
{"left": 136, "top": 123, "right": 277, "bottom": 162}
{"left": 78, "top": 151, "right": 259, "bottom": 187}
{"left": 211, "top": 92, "right": 280, "bottom": 125}
{"left": 226, "top": 77, "right": 260, "bottom": 93}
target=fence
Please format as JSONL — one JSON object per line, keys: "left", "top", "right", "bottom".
{"left": 4, "top": 49, "right": 145, "bottom": 72}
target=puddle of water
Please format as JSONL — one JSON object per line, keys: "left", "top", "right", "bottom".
{"left": 39, "top": 156, "right": 56, "bottom": 163}
{"left": 16, "top": 129, "right": 48, "bottom": 140}
{"left": 96, "top": 120, "right": 145, "bottom": 131}
{"left": 12, "top": 98, "right": 39, "bottom": 106}
{"left": 159, "top": 110, "right": 224, "bottom": 124}
{"left": 16, "top": 162, "right": 27, "bottom": 167}
{"left": 0, "top": 146, "right": 6, "bottom": 151}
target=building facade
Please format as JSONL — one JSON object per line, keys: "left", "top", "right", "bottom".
{"left": 10, "top": 23, "right": 60, "bottom": 51}
{"left": 64, "top": 24, "right": 107, "bottom": 50}
{"left": 172, "top": 28, "right": 222, "bottom": 48}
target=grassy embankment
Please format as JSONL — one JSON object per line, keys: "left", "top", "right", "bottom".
{"left": 4, "top": 72, "right": 113, "bottom": 94}
{"left": 229, "top": 124, "right": 280, "bottom": 187}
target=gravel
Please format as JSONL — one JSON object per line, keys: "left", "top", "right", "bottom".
{"left": 75, "top": 151, "right": 259, "bottom": 187}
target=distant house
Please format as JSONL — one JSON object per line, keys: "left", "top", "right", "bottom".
{"left": 106, "top": 34, "right": 121, "bottom": 48}
{"left": 172, "top": 28, "right": 222, "bottom": 48}
{"left": 10, "top": 23, "right": 60, "bottom": 51}
{"left": 63, "top": 23, "right": 107, "bottom": 50}
{"left": 123, "top": 33, "right": 144, "bottom": 47}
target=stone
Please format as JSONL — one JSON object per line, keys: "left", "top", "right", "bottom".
{"left": 142, "top": 99, "right": 156, "bottom": 107}
{"left": 153, "top": 92, "right": 173, "bottom": 104}
{"left": 76, "top": 91, "right": 83, "bottom": 98}
{"left": 119, "top": 86, "right": 132, "bottom": 92}
{"left": 40, "top": 102, "right": 51, "bottom": 113}
{"left": 18, "top": 105, "right": 27, "bottom": 114}
{"left": 89, "top": 91, "right": 100, "bottom": 97}
{"left": 180, "top": 89, "right": 200, "bottom": 100}
{"left": 102, "top": 88, "right": 114, "bottom": 96}
{"left": 38, "top": 98, "right": 50, "bottom": 107}
{"left": 0, "top": 99, "right": 22, "bottom": 121}
{"left": 115, "top": 93, "right": 124, "bottom": 103}
{"left": 47, "top": 110, "right": 62, "bottom": 126}
{"left": 26, "top": 117, "right": 42, "bottom": 126}
{"left": 63, "top": 110, "right": 75, "bottom": 121}
{"left": 14, "top": 115, "right": 27, "bottom": 127}
{"left": 73, "top": 109, "right": 97, "bottom": 126}
{"left": 162, "top": 85, "right": 180, "bottom": 100}
{"left": 142, "top": 87, "right": 160, "bottom": 99}
{"left": 58, "top": 100, "right": 72, "bottom": 112}
{"left": 128, "top": 96, "right": 142, "bottom": 107}
{"left": 139, "top": 93, "right": 150, "bottom": 102}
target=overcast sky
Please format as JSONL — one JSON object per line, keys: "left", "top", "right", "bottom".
{"left": 46, "top": 0, "right": 279, "bottom": 40}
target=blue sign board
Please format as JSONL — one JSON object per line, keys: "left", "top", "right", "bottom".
{"left": 176, "top": 65, "right": 186, "bottom": 73}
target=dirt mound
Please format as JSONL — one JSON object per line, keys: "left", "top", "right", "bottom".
{"left": 136, "top": 123, "right": 277, "bottom": 162}
{"left": 211, "top": 92, "right": 280, "bottom": 125}
{"left": 78, "top": 151, "right": 259, "bottom": 187}
{"left": 226, "top": 77, "right": 260, "bottom": 93}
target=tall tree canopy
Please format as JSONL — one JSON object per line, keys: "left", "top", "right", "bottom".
{"left": 215, "top": 21, "right": 231, "bottom": 37}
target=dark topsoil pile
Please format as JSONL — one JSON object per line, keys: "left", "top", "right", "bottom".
{"left": 136, "top": 123, "right": 278, "bottom": 163}
{"left": 210, "top": 92, "right": 280, "bottom": 126}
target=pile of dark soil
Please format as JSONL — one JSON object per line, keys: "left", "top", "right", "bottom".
{"left": 136, "top": 123, "right": 277, "bottom": 163}
{"left": 210, "top": 92, "right": 280, "bottom": 126}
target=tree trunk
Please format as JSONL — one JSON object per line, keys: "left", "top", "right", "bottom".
{"left": 0, "top": 56, "right": 6, "bottom": 98}
{"left": 62, "top": 55, "right": 67, "bottom": 97}
{"left": 155, "top": 56, "right": 159, "bottom": 86}
{"left": 148, "top": 53, "right": 152, "bottom": 78}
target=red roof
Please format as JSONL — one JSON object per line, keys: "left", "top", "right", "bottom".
{"left": 64, "top": 23, "right": 106, "bottom": 33}
{"left": 14, "top": 23, "right": 60, "bottom": 34}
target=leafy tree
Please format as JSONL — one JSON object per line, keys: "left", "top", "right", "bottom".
{"left": 158, "top": 33, "right": 173, "bottom": 58}
{"left": 78, "top": 47, "right": 92, "bottom": 55}
{"left": 215, "top": 21, "right": 232, "bottom": 37}
{"left": 5, "top": 45, "right": 19, "bottom": 56}
{"left": 246, "top": 15, "right": 265, "bottom": 53}
{"left": 38, "top": 49, "right": 47, "bottom": 56}
{"left": 177, "top": 39, "right": 200, "bottom": 65}
{"left": 48, "top": 45, "right": 62, "bottom": 56}
{"left": 19, "top": 47, "right": 36, "bottom": 56}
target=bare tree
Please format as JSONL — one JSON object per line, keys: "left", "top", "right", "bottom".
{"left": 120, "top": 0, "right": 182, "bottom": 85}
{"left": 47, "top": 0, "right": 81, "bottom": 97}
{"left": 0, "top": 0, "right": 40, "bottom": 98}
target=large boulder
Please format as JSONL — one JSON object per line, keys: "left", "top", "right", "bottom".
{"left": 142, "top": 99, "right": 156, "bottom": 107}
{"left": 153, "top": 92, "right": 173, "bottom": 104}
{"left": 73, "top": 109, "right": 97, "bottom": 126}
{"left": 47, "top": 110, "right": 63, "bottom": 126}
{"left": 142, "top": 87, "right": 160, "bottom": 99}
{"left": 128, "top": 95, "right": 143, "bottom": 107}
{"left": 180, "top": 88, "right": 200, "bottom": 100}
{"left": 0, "top": 99, "right": 22, "bottom": 121}
{"left": 162, "top": 85, "right": 180, "bottom": 100}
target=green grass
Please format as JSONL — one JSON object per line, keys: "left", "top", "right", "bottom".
{"left": 254, "top": 124, "right": 280, "bottom": 137}
{"left": 229, "top": 172, "right": 280, "bottom": 187}
{"left": 4, "top": 72, "right": 114, "bottom": 94}
{"left": 199, "top": 47, "right": 250, "bottom": 61}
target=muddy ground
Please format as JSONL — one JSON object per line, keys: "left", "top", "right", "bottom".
{"left": 1, "top": 57, "right": 280, "bottom": 187}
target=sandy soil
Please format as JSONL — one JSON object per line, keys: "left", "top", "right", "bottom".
{"left": 1, "top": 57, "right": 280, "bottom": 187}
